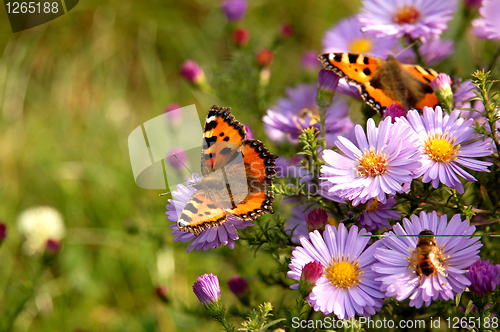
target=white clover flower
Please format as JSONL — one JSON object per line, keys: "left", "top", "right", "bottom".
{"left": 17, "top": 206, "right": 65, "bottom": 255}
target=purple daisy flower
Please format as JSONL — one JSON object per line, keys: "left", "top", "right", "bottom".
{"left": 472, "top": 0, "right": 500, "bottom": 40}
{"left": 359, "top": 0, "right": 458, "bottom": 42}
{"left": 320, "top": 116, "right": 421, "bottom": 206}
{"left": 398, "top": 38, "right": 454, "bottom": 66}
{"left": 323, "top": 16, "right": 399, "bottom": 58}
{"left": 193, "top": 273, "right": 221, "bottom": 304}
{"left": 358, "top": 197, "right": 400, "bottom": 231}
{"left": 263, "top": 84, "right": 353, "bottom": 145}
{"left": 406, "top": 107, "right": 493, "bottom": 194}
{"left": 288, "top": 224, "right": 385, "bottom": 319}
{"left": 166, "top": 173, "right": 252, "bottom": 252}
{"left": 372, "top": 211, "right": 481, "bottom": 308}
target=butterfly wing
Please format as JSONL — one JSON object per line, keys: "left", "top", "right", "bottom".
{"left": 319, "top": 52, "right": 383, "bottom": 85}
{"left": 320, "top": 53, "right": 441, "bottom": 114}
{"left": 225, "top": 140, "right": 277, "bottom": 220}
{"left": 177, "top": 190, "right": 227, "bottom": 236}
{"left": 400, "top": 64, "right": 440, "bottom": 110}
{"left": 201, "top": 105, "right": 246, "bottom": 177}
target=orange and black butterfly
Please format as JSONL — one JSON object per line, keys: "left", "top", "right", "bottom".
{"left": 319, "top": 52, "right": 441, "bottom": 115}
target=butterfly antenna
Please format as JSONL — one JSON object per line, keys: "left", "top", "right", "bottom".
{"left": 172, "top": 152, "right": 193, "bottom": 174}
{"left": 159, "top": 191, "right": 171, "bottom": 197}
{"left": 394, "top": 40, "right": 419, "bottom": 59}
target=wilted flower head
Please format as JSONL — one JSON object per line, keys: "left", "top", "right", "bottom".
{"left": 359, "top": 0, "right": 458, "bottom": 42}
{"left": 221, "top": 0, "right": 247, "bottom": 21}
{"left": 193, "top": 273, "right": 221, "bottom": 304}
{"left": 466, "top": 260, "right": 500, "bottom": 296}
{"left": 180, "top": 60, "right": 204, "bottom": 84}
{"left": 228, "top": 275, "right": 249, "bottom": 297}
{"left": 17, "top": 206, "right": 65, "bottom": 256}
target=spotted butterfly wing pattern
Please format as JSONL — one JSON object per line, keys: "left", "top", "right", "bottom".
{"left": 177, "top": 105, "right": 277, "bottom": 236}
{"left": 319, "top": 52, "right": 440, "bottom": 115}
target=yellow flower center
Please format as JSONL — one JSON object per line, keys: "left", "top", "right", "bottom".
{"left": 393, "top": 4, "right": 421, "bottom": 25}
{"left": 424, "top": 133, "right": 460, "bottom": 163}
{"left": 324, "top": 254, "right": 361, "bottom": 289}
{"left": 349, "top": 38, "right": 373, "bottom": 54}
{"left": 356, "top": 147, "right": 388, "bottom": 177}
{"left": 294, "top": 107, "right": 320, "bottom": 130}
{"left": 349, "top": 38, "right": 373, "bottom": 53}
{"left": 366, "top": 198, "right": 379, "bottom": 212}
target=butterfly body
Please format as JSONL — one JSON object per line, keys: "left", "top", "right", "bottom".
{"left": 177, "top": 106, "right": 277, "bottom": 236}
{"left": 319, "top": 52, "right": 440, "bottom": 114}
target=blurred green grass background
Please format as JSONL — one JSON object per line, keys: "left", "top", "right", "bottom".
{"left": 0, "top": 0, "right": 495, "bottom": 331}
{"left": 0, "top": 1, "right": 357, "bottom": 331}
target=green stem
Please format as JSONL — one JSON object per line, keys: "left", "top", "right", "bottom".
{"left": 409, "top": 38, "right": 425, "bottom": 66}
{"left": 218, "top": 317, "right": 235, "bottom": 332}
{"left": 319, "top": 105, "right": 327, "bottom": 150}
{"left": 0, "top": 261, "right": 45, "bottom": 332}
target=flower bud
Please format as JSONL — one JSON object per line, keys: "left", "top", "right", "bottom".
{"left": 227, "top": 275, "right": 249, "bottom": 297}
{"left": 155, "top": 285, "right": 169, "bottom": 303}
{"left": 232, "top": 28, "right": 250, "bottom": 47}
{"left": 431, "top": 73, "right": 454, "bottom": 113}
{"left": 306, "top": 209, "right": 328, "bottom": 233}
{"left": 45, "top": 238, "right": 61, "bottom": 255}
{"left": 316, "top": 69, "right": 339, "bottom": 108}
{"left": 180, "top": 60, "right": 205, "bottom": 84}
{"left": 280, "top": 24, "right": 293, "bottom": 38}
{"left": 0, "top": 222, "right": 6, "bottom": 244}
{"left": 193, "top": 273, "right": 221, "bottom": 305}
{"left": 467, "top": 260, "right": 500, "bottom": 296}
{"left": 299, "top": 261, "right": 323, "bottom": 297}
{"left": 256, "top": 49, "right": 273, "bottom": 67}
{"left": 221, "top": 0, "right": 247, "bottom": 22}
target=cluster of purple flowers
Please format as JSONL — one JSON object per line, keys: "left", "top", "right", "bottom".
{"left": 165, "top": 0, "right": 500, "bottom": 323}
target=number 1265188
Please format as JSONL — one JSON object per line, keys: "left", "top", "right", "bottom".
{"left": 6, "top": 2, "right": 59, "bottom": 14}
